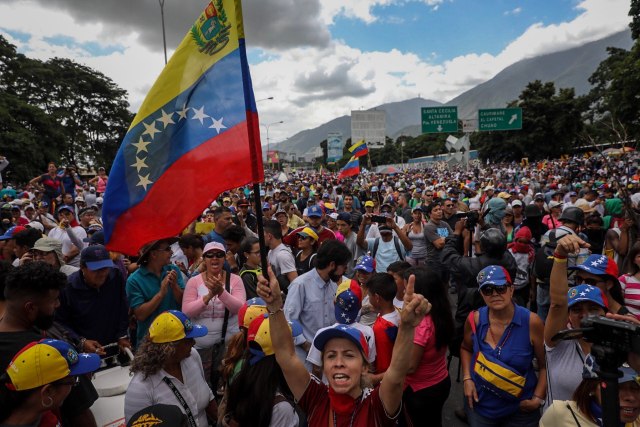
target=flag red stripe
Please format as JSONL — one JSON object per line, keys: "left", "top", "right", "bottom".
{"left": 106, "top": 116, "right": 257, "bottom": 255}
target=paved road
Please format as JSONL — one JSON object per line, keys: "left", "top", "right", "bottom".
{"left": 442, "top": 291, "right": 468, "bottom": 427}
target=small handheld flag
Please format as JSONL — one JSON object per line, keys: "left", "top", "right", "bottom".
{"left": 338, "top": 156, "right": 360, "bottom": 179}
{"left": 103, "top": 0, "right": 263, "bottom": 255}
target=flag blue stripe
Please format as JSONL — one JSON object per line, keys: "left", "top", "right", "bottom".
{"left": 103, "top": 48, "right": 249, "bottom": 242}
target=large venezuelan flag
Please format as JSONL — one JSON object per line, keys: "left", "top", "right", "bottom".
{"left": 338, "top": 156, "right": 360, "bottom": 179}
{"left": 349, "top": 140, "right": 369, "bottom": 158}
{"left": 103, "top": 0, "right": 263, "bottom": 255}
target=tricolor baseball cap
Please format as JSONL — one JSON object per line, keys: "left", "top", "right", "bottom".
{"left": 313, "top": 324, "right": 369, "bottom": 359}
{"left": 477, "top": 265, "right": 513, "bottom": 288}
{"left": 354, "top": 255, "right": 375, "bottom": 273}
{"left": 297, "top": 227, "right": 319, "bottom": 242}
{"left": 567, "top": 284, "right": 608, "bottom": 310}
{"left": 149, "top": 310, "right": 208, "bottom": 344}
{"left": 238, "top": 297, "right": 269, "bottom": 330}
{"left": 0, "top": 225, "right": 26, "bottom": 241}
{"left": 335, "top": 279, "right": 363, "bottom": 325}
{"left": 5, "top": 339, "right": 100, "bottom": 391}
{"left": 247, "top": 314, "right": 291, "bottom": 365}
{"left": 569, "top": 254, "right": 619, "bottom": 280}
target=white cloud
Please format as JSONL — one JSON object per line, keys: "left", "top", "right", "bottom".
{"left": 504, "top": 7, "right": 522, "bottom": 16}
{"left": 0, "top": 0, "right": 632, "bottom": 148}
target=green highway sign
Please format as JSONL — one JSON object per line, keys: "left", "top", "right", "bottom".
{"left": 422, "top": 106, "right": 458, "bottom": 133}
{"left": 478, "top": 108, "right": 523, "bottom": 131}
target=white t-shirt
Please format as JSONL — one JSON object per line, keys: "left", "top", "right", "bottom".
{"left": 48, "top": 225, "right": 87, "bottom": 267}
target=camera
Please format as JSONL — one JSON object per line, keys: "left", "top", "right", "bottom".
{"left": 454, "top": 210, "right": 480, "bottom": 231}
{"left": 371, "top": 214, "right": 388, "bottom": 224}
{"left": 553, "top": 315, "right": 640, "bottom": 361}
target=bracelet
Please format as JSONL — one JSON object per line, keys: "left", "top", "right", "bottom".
{"left": 553, "top": 257, "right": 568, "bottom": 263}
{"left": 268, "top": 307, "right": 283, "bottom": 316}
{"left": 552, "top": 252, "right": 567, "bottom": 259}
{"left": 463, "top": 377, "right": 473, "bottom": 382}
{"left": 79, "top": 337, "right": 87, "bottom": 351}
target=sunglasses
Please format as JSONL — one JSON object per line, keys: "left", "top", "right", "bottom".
{"left": 444, "top": 204, "right": 454, "bottom": 208}
{"left": 204, "top": 251, "right": 226, "bottom": 259}
{"left": 480, "top": 285, "right": 511, "bottom": 296}
{"left": 299, "top": 235, "right": 312, "bottom": 240}
{"left": 576, "top": 276, "right": 604, "bottom": 287}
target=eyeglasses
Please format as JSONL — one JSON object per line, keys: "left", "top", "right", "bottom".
{"left": 480, "top": 285, "right": 511, "bottom": 296}
{"left": 444, "top": 204, "right": 454, "bottom": 208}
{"left": 204, "top": 251, "right": 226, "bottom": 259}
{"left": 56, "top": 376, "right": 79, "bottom": 387}
{"left": 576, "top": 276, "right": 604, "bottom": 287}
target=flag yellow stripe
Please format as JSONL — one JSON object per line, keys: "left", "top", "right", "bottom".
{"left": 132, "top": 0, "right": 241, "bottom": 128}
{"left": 475, "top": 352, "right": 525, "bottom": 397}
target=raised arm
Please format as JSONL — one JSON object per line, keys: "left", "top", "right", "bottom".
{"left": 257, "top": 268, "right": 310, "bottom": 400}
{"left": 544, "top": 234, "right": 589, "bottom": 346}
{"left": 389, "top": 216, "right": 412, "bottom": 251}
{"left": 357, "top": 214, "right": 371, "bottom": 250}
{"left": 379, "top": 274, "right": 431, "bottom": 416}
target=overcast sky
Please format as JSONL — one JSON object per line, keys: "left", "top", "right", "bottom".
{"left": 0, "top": 0, "right": 632, "bottom": 145}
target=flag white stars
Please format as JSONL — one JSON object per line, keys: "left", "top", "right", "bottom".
{"left": 157, "top": 109, "right": 175, "bottom": 129}
{"left": 192, "top": 106, "right": 210, "bottom": 125}
{"left": 210, "top": 117, "right": 227, "bottom": 134}
{"left": 130, "top": 105, "right": 225, "bottom": 193}
{"left": 136, "top": 174, "right": 153, "bottom": 191}
{"left": 131, "top": 137, "right": 151, "bottom": 154}
{"left": 176, "top": 105, "right": 189, "bottom": 121}
{"left": 130, "top": 157, "right": 148, "bottom": 172}
{"left": 142, "top": 121, "right": 161, "bottom": 139}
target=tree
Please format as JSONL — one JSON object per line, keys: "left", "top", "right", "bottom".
{"left": 472, "top": 80, "right": 585, "bottom": 161}
{"left": 586, "top": 43, "right": 640, "bottom": 143}
{"left": 0, "top": 35, "right": 133, "bottom": 182}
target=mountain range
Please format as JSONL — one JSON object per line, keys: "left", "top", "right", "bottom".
{"left": 272, "top": 29, "right": 633, "bottom": 157}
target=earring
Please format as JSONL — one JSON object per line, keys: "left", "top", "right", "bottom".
{"left": 42, "top": 396, "right": 53, "bottom": 408}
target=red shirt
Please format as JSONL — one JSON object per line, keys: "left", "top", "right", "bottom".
{"left": 298, "top": 376, "right": 401, "bottom": 427}
{"left": 372, "top": 312, "right": 399, "bottom": 373}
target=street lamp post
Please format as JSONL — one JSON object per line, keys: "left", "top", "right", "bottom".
{"left": 263, "top": 120, "right": 284, "bottom": 170}
{"left": 158, "top": 0, "right": 168, "bottom": 65}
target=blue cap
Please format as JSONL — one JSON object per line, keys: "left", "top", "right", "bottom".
{"left": 57, "top": 205, "right": 74, "bottom": 213}
{"left": 83, "top": 230, "right": 105, "bottom": 245}
{"left": 337, "top": 212, "right": 351, "bottom": 222}
{"left": 477, "top": 265, "right": 512, "bottom": 288}
{"left": 307, "top": 205, "right": 323, "bottom": 218}
{"left": 371, "top": 186, "right": 379, "bottom": 192}
{"left": 38, "top": 338, "right": 101, "bottom": 376}
{"left": 569, "top": 254, "right": 619, "bottom": 279}
{"left": 313, "top": 324, "right": 368, "bottom": 359}
{"left": 567, "top": 284, "right": 608, "bottom": 310}
{"left": 354, "top": 255, "right": 375, "bottom": 273}
{"left": 80, "top": 245, "right": 115, "bottom": 270}
{"left": 262, "top": 203, "right": 271, "bottom": 210}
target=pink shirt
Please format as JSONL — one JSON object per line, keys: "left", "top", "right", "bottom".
{"left": 619, "top": 274, "right": 640, "bottom": 319}
{"left": 182, "top": 272, "right": 246, "bottom": 319}
{"left": 404, "top": 315, "right": 448, "bottom": 391}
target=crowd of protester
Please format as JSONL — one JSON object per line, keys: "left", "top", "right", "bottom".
{"left": 1, "top": 151, "right": 640, "bottom": 426}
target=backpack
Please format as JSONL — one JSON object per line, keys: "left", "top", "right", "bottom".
{"left": 533, "top": 228, "right": 572, "bottom": 286}
{"left": 372, "top": 237, "right": 405, "bottom": 261}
